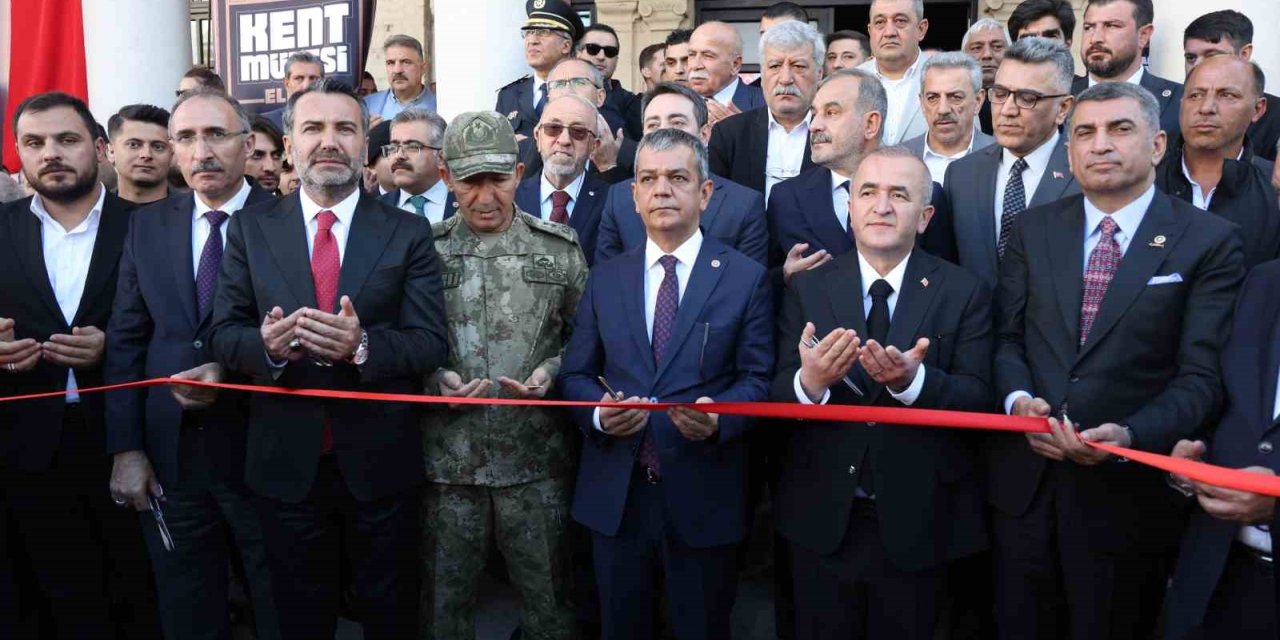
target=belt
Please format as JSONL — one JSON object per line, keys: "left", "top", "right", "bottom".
{"left": 1234, "top": 541, "right": 1274, "bottom": 566}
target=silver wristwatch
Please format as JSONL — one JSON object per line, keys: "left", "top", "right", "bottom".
{"left": 349, "top": 330, "right": 369, "bottom": 366}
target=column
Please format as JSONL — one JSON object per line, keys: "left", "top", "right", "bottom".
{"left": 433, "top": 0, "right": 527, "bottom": 120}
{"left": 81, "top": 0, "right": 191, "bottom": 126}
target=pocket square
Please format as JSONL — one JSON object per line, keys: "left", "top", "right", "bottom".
{"left": 1147, "top": 273, "right": 1183, "bottom": 285}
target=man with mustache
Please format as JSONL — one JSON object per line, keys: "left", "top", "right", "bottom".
{"left": 1154, "top": 56, "right": 1280, "bottom": 269}
{"left": 1183, "top": 10, "right": 1280, "bottom": 163}
{"left": 903, "top": 52, "right": 995, "bottom": 185}
{"left": 108, "top": 104, "right": 173, "bottom": 205}
{"left": 687, "top": 22, "right": 766, "bottom": 126}
{"left": 855, "top": 0, "right": 932, "bottom": 145}
{"left": 962, "top": 18, "right": 1010, "bottom": 137}
{"left": 105, "top": 87, "right": 280, "bottom": 640}
{"left": 247, "top": 116, "right": 285, "bottom": 194}
{"left": 208, "top": 78, "right": 448, "bottom": 639}
{"left": 377, "top": 107, "right": 455, "bottom": 223}
{"left": 1071, "top": 0, "right": 1182, "bottom": 137}
{"left": 496, "top": 0, "right": 583, "bottom": 140}
{"left": 514, "top": 95, "right": 611, "bottom": 265}
{"left": 366, "top": 35, "right": 437, "bottom": 125}
{"left": 0, "top": 91, "right": 161, "bottom": 638}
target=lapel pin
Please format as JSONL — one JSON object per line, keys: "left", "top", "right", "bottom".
{"left": 920, "top": 277, "right": 929, "bottom": 288}
{"left": 506, "top": 111, "right": 518, "bottom": 120}
{"left": 1162, "top": 89, "right": 1172, "bottom": 98}
{"left": 1053, "top": 171, "right": 1065, "bottom": 179}
{"left": 711, "top": 259, "right": 721, "bottom": 268}
{"left": 1149, "top": 235, "right": 1166, "bottom": 248}
{"left": 588, "top": 191, "right": 595, "bottom": 197}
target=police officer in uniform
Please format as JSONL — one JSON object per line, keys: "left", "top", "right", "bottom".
{"left": 420, "top": 110, "right": 587, "bottom": 640}
{"left": 496, "top": 0, "right": 585, "bottom": 139}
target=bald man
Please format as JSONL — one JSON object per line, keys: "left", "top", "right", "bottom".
{"left": 688, "top": 21, "right": 766, "bottom": 124}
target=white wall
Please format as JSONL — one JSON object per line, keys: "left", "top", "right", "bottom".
{"left": 433, "top": 0, "right": 528, "bottom": 120}
{"left": 82, "top": 0, "right": 191, "bottom": 127}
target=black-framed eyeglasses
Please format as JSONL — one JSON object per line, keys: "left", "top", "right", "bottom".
{"left": 547, "top": 77, "right": 599, "bottom": 92}
{"left": 987, "top": 86, "right": 1070, "bottom": 110}
{"left": 382, "top": 142, "right": 440, "bottom": 157}
{"left": 580, "top": 43, "right": 620, "bottom": 59}
{"left": 537, "top": 123, "right": 596, "bottom": 142}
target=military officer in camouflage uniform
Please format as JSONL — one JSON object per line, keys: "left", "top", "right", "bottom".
{"left": 420, "top": 110, "right": 587, "bottom": 640}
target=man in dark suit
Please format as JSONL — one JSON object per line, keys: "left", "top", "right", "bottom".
{"left": 0, "top": 92, "right": 160, "bottom": 638}
{"left": 1163, "top": 258, "right": 1280, "bottom": 639}
{"left": 559, "top": 128, "right": 773, "bottom": 640}
{"left": 376, "top": 107, "right": 456, "bottom": 223}
{"left": 1183, "top": 10, "right": 1280, "bottom": 162}
{"left": 1072, "top": 0, "right": 1183, "bottom": 137}
{"left": 105, "top": 88, "right": 280, "bottom": 640}
{"left": 688, "top": 22, "right": 766, "bottom": 127}
{"left": 992, "top": 82, "right": 1246, "bottom": 640}
{"left": 773, "top": 145, "right": 992, "bottom": 639}
{"left": 208, "top": 78, "right": 448, "bottom": 639}
{"left": 577, "top": 23, "right": 644, "bottom": 139}
{"left": 597, "top": 82, "right": 768, "bottom": 265}
{"left": 943, "top": 38, "right": 1080, "bottom": 288}
{"left": 513, "top": 95, "right": 611, "bottom": 265}
{"left": 495, "top": 0, "right": 583, "bottom": 139}
{"left": 709, "top": 20, "right": 822, "bottom": 199}
{"left": 1156, "top": 56, "right": 1280, "bottom": 269}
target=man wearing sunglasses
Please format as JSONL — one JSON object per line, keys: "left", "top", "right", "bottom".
{"left": 376, "top": 107, "right": 456, "bottom": 224}
{"left": 496, "top": 0, "right": 584, "bottom": 140}
{"left": 580, "top": 23, "right": 644, "bottom": 140}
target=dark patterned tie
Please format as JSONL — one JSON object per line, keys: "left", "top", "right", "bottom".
{"left": 550, "top": 190, "right": 570, "bottom": 224}
{"left": 1079, "top": 216, "right": 1121, "bottom": 346}
{"left": 535, "top": 82, "right": 549, "bottom": 117}
{"left": 195, "top": 210, "right": 229, "bottom": 318}
{"left": 837, "top": 180, "right": 853, "bottom": 243}
{"left": 998, "top": 157, "right": 1029, "bottom": 260}
{"left": 641, "top": 255, "right": 680, "bottom": 476}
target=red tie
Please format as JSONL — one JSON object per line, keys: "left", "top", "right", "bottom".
{"left": 550, "top": 190, "right": 570, "bottom": 225}
{"left": 312, "top": 210, "right": 340, "bottom": 453}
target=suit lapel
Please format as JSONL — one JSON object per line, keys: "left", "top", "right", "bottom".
{"left": 1263, "top": 308, "right": 1280, "bottom": 433}
{"left": 73, "top": 194, "right": 129, "bottom": 327}
{"left": 336, "top": 194, "right": 393, "bottom": 312}
{"left": 803, "top": 169, "right": 851, "bottom": 253}
{"left": 620, "top": 250, "right": 654, "bottom": 377}
{"left": 167, "top": 195, "right": 199, "bottom": 330}
{"left": 195, "top": 187, "right": 275, "bottom": 329}
{"left": 976, "top": 146, "right": 1001, "bottom": 276}
{"left": 700, "top": 179, "right": 728, "bottom": 232}
{"left": 654, "top": 243, "right": 726, "bottom": 381}
{"left": 13, "top": 203, "right": 65, "bottom": 324}
{"left": 752, "top": 108, "right": 770, "bottom": 184}
{"left": 1140, "top": 73, "right": 1175, "bottom": 118}
{"left": 893, "top": 92, "right": 924, "bottom": 144}
{"left": 825, "top": 254, "right": 872, "bottom": 391}
{"left": 258, "top": 195, "right": 317, "bottom": 309}
{"left": 1029, "top": 142, "right": 1075, "bottom": 207}
{"left": 572, "top": 176, "right": 606, "bottom": 236}
{"left": 515, "top": 177, "right": 541, "bottom": 217}
{"left": 1077, "top": 194, "right": 1188, "bottom": 361}
{"left": 884, "top": 253, "right": 939, "bottom": 352}
{"left": 1048, "top": 199, "right": 1086, "bottom": 348}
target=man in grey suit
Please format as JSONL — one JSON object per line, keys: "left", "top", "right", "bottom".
{"left": 941, "top": 38, "right": 1080, "bottom": 287}
{"left": 902, "top": 52, "right": 996, "bottom": 185}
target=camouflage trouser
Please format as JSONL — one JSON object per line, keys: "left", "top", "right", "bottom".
{"left": 420, "top": 477, "right": 576, "bottom": 640}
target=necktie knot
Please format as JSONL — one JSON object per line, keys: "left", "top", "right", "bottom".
{"left": 204, "top": 210, "right": 229, "bottom": 229}
{"left": 407, "top": 195, "right": 428, "bottom": 216}
{"left": 869, "top": 278, "right": 894, "bottom": 300}
{"left": 1010, "top": 157, "right": 1029, "bottom": 176}
{"left": 658, "top": 254, "right": 678, "bottom": 275}
{"left": 1098, "top": 215, "right": 1118, "bottom": 239}
{"left": 316, "top": 210, "right": 337, "bottom": 232}
{"left": 837, "top": 180, "right": 850, "bottom": 193}
{"left": 551, "top": 190, "right": 571, "bottom": 208}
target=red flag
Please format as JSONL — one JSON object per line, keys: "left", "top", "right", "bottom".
{"left": 2, "top": 0, "right": 89, "bottom": 173}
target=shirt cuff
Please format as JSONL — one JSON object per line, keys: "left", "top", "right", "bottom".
{"left": 1004, "top": 390, "right": 1033, "bottom": 415}
{"left": 593, "top": 407, "right": 607, "bottom": 433}
{"left": 888, "top": 365, "right": 926, "bottom": 405}
{"left": 793, "top": 371, "right": 831, "bottom": 405}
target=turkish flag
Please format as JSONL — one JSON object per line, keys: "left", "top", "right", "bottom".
{"left": 2, "top": 0, "right": 89, "bottom": 173}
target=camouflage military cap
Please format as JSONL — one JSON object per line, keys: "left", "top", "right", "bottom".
{"left": 443, "top": 111, "right": 519, "bottom": 181}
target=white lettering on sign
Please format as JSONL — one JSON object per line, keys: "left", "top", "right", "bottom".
{"left": 235, "top": 2, "right": 354, "bottom": 83}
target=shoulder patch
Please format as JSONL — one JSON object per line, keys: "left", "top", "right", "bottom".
{"left": 522, "top": 212, "right": 579, "bottom": 244}
{"left": 432, "top": 216, "right": 461, "bottom": 238}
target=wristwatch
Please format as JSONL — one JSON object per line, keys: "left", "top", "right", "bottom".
{"left": 349, "top": 330, "right": 369, "bottom": 366}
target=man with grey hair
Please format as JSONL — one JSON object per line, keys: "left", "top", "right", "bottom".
{"left": 366, "top": 34, "right": 437, "bottom": 123}
{"left": 376, "top": 107, "right": 454, "bottom": 223}
{"left": 903, "top": 52, "right": 995, "bottom": 184}
{"left": 688, "top": 21, "right": 765, "bottom": 125}
{"left": 497, "top": 0, "right": 584, "bottom": 139}
{"left": 940, "top": 37, "right": 1079, "bottom": 288}
{"left": 857, "top": 0, "right": 932, "bottom": 144}
{"left": 963, "top": 18, "right": 1011, "bottom": 135}
{"left": 560, "top": 126, "right": 773, "bottom": 640}
{"left": 992, "top": 80, "right": 1246, "bottom": 639}
{"left": 709, "top": 19, "right": 823, "bottom": 197}
{"left": 263, "top": 51, "right": 325, "bottom": 129}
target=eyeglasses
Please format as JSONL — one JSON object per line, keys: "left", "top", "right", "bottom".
{"left": 547, "top": 77, "right": 599, "bottom": 92}
{"left": 987, "top": 86, "right": 1070, "bottom": 110}
{"left": 538, "top": 123, "right": 596, "bottom": 142}
{"left": 580, "top": 43, "right": 619, "bottom": 59}
{"left": 382, "top": 142, "right": 440, "bottom": 157}
{"left": 523, "top": 28, "right": 566, "bottom": 41}
{"left": 170, "top": 129, "right": 247, "bottom": 147}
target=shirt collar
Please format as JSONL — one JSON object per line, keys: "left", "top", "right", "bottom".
{"left": 855, "top": 250, "right": 912, "bottom": 298}
{"left": 767, "top": 108, "right": 812, "bottom": 133}
{"left": 540, "top": 169, "right": 586, "bottom": 204}
{"left": 1180, "top": 147, "right": 1246, "bottom": 189}
{"left": 644, "top": 229, "right": 704, "bottom": 271}
{"left": 923, "top": 132, "right": 976, "bottom": 160}
{"left": 1001, "top": 130, "right": 1060, "bottom": 171}
{"left": 390, "top": 85, "right": 428, "bottom": 106}
{"left": 192, "top": 178, "right": 251, "bottom": 221}
{"left": 30, "top": 183, "right": 106, "bottom": 234}
{"left": 1090, "top": 66, "right": 1144, "bottom": 87}
{"left": 868, "top": 50, "right": 926, "bottom": 82}
{"left": 299, "top": 186, "right": 360, "bottom": 229}
{"left": 399, "top": 179, "right": 450, "bottom": 206}
{"left": 712, "top": 77, "right": 740, "bottom": 106}
{"left": 830, "top": 169, "right": 851, "bottom": 192}
{"left": 1083, "top": 184, "right": 1156, "bottom": 239}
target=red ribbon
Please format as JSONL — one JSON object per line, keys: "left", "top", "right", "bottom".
{"left": 3, "top": 377, "right": 1277, "bottom": 498}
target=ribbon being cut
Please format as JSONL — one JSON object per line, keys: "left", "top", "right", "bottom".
{"left": 2, "top": 376, "right": 1275, "bottom": 498}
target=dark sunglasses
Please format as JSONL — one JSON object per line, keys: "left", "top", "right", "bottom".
{"left": 580, "top": 43, "right": 620, "bottom": 59}
{"left": 538, "top": 122, "right": 597, "bottom": 142}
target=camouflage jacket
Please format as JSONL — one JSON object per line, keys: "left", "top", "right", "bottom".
{"left": 422, "top": 210, "right": 588, "bottom": 486}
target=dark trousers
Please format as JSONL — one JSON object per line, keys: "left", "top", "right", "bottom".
{"left": 255, "top": 456, "right": 419, "bottom": 640}
{"left": 789, "top": 499, "right": 944, "bottom": 640}
{"left": 992, "top": 478, "right": 1173, "bottom": 640}
{"left": 0, "top": 493, "right": 19, "bottom": 639}
{"left": 5, "top": 405, "right": 161, "bottom": 639}
{"left": 142, "top": 474, "right": 280, "bottom": 640}
{"left": 592, "top": 467, "right": 739, "bottom": 640}
{"left": 1182, "top": 544, "right": 1277, "bottom": 640}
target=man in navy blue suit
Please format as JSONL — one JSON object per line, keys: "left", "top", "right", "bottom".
{"left": 375, "top": 107, "right": 456, "bottom": 223}
{"left": 514, "top": 95, "right": 612, "bottom": 265}
{"left": 105, "top": 88, "right": 281, "bottom": 640}
{"left": 688, "top": 22, "right": 766, "bottom": 126}
{"left": 559, "top": 128, "right": 773, "bottom": 640}
{"left": 596, "top": 82, "right": 768, "bottom": 265}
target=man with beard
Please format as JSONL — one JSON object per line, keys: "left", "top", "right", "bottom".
{"left": 247, "top": 116, "right": 285, "bottom": 194}
{"left": 497, "top": 0, "right": 584, "bottom": 140}
{"left": 365, "top": 35, "right": 437, "bottom": 124}
{"left": 903, "top": 52, "right": 995, "bottom": 185}
{"left": 105, "top": 87, "right": 280, "bottom": 640}
{"left": 108, "top": 104, "right": 173, "bottom": 205}
{"left": 856, "top": 0, "right": 932, "bottom": 145}
{"left": 1072, "top": 0, "right": 1182, "bottom": 137}
{"left": 377, "top": 107, "right": 455, "bottom": 223}
{"left": 519, "top": 58, "right": 633, "bottom": 185}
{"left": 208, "top": 78, "right": 448, "bottom": 639}
{"left": 514, "top": 96, "right": 611, "bottom": 264}
{"left": 0, "top": 91, "right": 161, "bottom": 638}
{"left": 962, "top": 19, "right": 1010, "bottom": 136}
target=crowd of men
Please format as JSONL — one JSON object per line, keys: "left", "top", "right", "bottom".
{"left": 1, "top": 0, "right": 1279, "bottom": 639}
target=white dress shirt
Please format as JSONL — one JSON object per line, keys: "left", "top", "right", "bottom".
{"left": 532, "top": 75, "right": 548, "bottom": 110}
{"left": 539, "top": 170, "right": 586, "bottom": 221}
{"left": 1089, "top": 66, "right": 1144, "bottom": 88}
{"left": 993, "top": 131, "right": 1061, "bottom": 244}
{"left": 863, "top": 53, "right": 926, "bottom": 144}
{"left": 192, "top": 179, "right": 251, "bottom": 277}
{"left": 711, "top": 78, "right": 741, "bottom": 107}
{"left": 300, "top": 186, "right": 359, "bottom": 263}
{"left": 831, "top": 170, "right": 852, "bottom": 231}
{"left": 1003, "top": 185, "right": 1156, "bottom": 414}
{"left": 1239, "top": 370, "right": 1280, "bottom": 553}
{"left": 397, "top": 179, "right": 450, "bottom": 224}
{"left": 1180, "top": 149, "right": 1243, "bottom": 210}
{"left": 31, "top": 184, "right": 106, "bottom": 403}
{"left": 793, "top": 251, "right": 926, "bottom": 406}
{"left": 922, "top": 133, "right": 978, "bottom": 185}
{"left": 764, "top": 110, "right": 813, "bottom": 201}
{"left": 593, "top": 230, "right": 704, "bottom": 432}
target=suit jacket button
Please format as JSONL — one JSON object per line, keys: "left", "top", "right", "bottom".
{"left": 1260, "top": 441, "right": 1273, "bottom": 455}
{"left": 848, "top": 465, "right": 857, "bottom": 475}
{"left": 192, "top": 340, "right": 203, "bottom": 349}
{"left": 1069, "top": 376, "right": 1080, "bottom": 383}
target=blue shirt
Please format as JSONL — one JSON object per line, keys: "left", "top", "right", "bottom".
{"left": 364, "top": 86, "right": 438, "bottom": 120}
